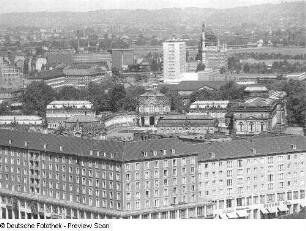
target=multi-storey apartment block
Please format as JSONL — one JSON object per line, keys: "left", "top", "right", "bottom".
{"left": 198, "top": 136, "right": 306, "bottom": 219}
{"left": 0, "top": 129, "right": 213, "bottom": 219}
{"left": 0, "top": 129, "right": 305, "bottom": 219}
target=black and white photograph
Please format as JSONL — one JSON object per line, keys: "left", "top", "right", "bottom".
{"left": 0, "top": 0, "right": 305, "bottom": 230}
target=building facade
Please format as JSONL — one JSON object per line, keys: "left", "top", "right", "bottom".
{"left": 0, "top": 116, "right": 43, "bottom": 127}
{"left": 197, "top": 136, "right": 306, "bottom": 219}
{"left": 198, "top": 23, "right": 227, "bottom": 71}
{"left": 163, "top": 40, "right": 186, "bottom": 82}
{"left": 0, "top": 129, "right": 214, "bottom": 219}
{"left": 230, "top": 91, "right": 287, "bottom": 135}
{"left": 103, "top": 113, "right": 138, "bottom": 132}
{"left": 46, "top": 101, "right": 95, "bottom": 129}
{"left": 189, "top": 100, "right": 229, "bottom": 130}
{"left": 111, "top": 49, "right": 135, "bottom": 70}
{"left": 25, "top": 66, "right": 108, "bottom": 89}
{"left": 138, "top": 91, "right": 171, "bottom": 126}
{"left": 0, "top": 57, "right": 24, "bottom": 89}
{"left": 156, "top": 114, "right": 217, "bottom": 135}
{"left": 0, "top": 129, "right": 305, "bottom": 219}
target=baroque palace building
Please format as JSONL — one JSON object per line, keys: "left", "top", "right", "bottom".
{"left": 137, "top": 90, "right": 171, "bottom": 127}
{"left": 0, "top": 129, "right": 305, "bottom": 219}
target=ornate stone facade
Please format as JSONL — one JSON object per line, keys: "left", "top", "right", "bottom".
{"left": 156, "top": 114, "right": 217, "bottom": 135}
{"left": 229, "top": 91, "right": 287, "bottom": 135}
{"left": 137, "top": 91, "right": 171, "bottom": 126}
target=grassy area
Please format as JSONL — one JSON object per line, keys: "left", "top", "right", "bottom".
{"left": 228, "top": 47, "right": 306, "bottom": 56}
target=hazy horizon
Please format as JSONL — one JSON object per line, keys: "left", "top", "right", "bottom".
{"left": 0, "top": 0, "right": 303, "bottom": 13}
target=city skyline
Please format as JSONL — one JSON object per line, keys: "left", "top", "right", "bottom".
{"left": 0, "top": 0, "right": 302, "bottom": 13}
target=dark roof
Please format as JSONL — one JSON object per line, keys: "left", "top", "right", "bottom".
{"left": 27, "top": 69, "right": 65, "bottom": 80}
{"left": 123, "top": 138, "right": 201, "bottom": 162}
{"left": 0, "top": 129, "right": 124, "bottom": 161}
{"left": 170, "top": 81, "right": 227, "bottom": 91}
{"left": 156, "top": 114, "right": 216, "bottom": 127}
{"left": 0, "top": 129, "right": 305, "bottom": 163}
{"left": 198, "top": 135, "right": 306, "bottom": 162}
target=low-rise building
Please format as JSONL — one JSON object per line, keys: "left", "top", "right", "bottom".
{"left": 46, "top": 101, "right": 95, "bottom": 129}
{"left": 0, "top": 115, "right": 43, "bottom": 127}
{"left": 189, "top": 100, "right": 229, "bottom": 130}
{"left": 25, "top": 65, "right": 108, "bottom": 89}
{"left": 156, "top": 114, "right": 217, "bottom": 135}
{"left": 229, "top": 91, "right": 287, "bottom": 135}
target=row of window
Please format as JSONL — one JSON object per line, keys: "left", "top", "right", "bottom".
{"left": 125, "top": 157, "right": 196, "bottom": 170}
{"left": 202, "top": 180, "right": 305, "bottom": 197}
{"left": 219, "top": 190, "right": 305, "bottom": 209}
{"left": 126, "top": 185, "right": 196, "bottom": 200}
{"left": 0, "top": 149, "right": 121, "bottom": 171}
{"left": 203, "top": 154, "right": 304, "bottom": 169}
{"left": 126, "top": 194, "right": 197, "bottom": 210}
{"left": 202, "top": 164, "right": 304, "bottom": 178}
{"left": 126, "top": 167, "right": 195, "bottom": 180}
{"left": 125, "top": 176, "right": 195, "bottom": 190}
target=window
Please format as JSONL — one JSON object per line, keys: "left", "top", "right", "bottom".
{"left": 125, "top": 164, "right": 130, "bottom": 171}
{"left": 226, "top": 199, "right": 232, "bottom": 208}
{"left": 227, "top": 188, "right": 232, "bottom": 195}
{"left": 227, "top": 161, "right": 233, "bottom": 168}
{"left": 236, "top": 198, "right": 244, "bottom": 207}
{"left": 268, "top": 174, "right": 274, "bottom": 182}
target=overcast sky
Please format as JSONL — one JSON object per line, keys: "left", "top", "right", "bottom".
{"left": 0, "top": 0, "right": 301, "bottom": 13}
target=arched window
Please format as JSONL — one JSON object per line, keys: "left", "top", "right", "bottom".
{"left": 249, "top": 122, "right": 254, "bottom": 132}
{"left": 260, "top": 122, "right": 265, "bottom": 132}
{"left": 239, "top": 122, "right": 243, "bottom": 132}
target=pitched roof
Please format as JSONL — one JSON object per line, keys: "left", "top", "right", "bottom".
{"left": 198, "top": 135, "right": 306, "bottom": 162}
{"left": 174, "top": 81, "right": 227, "bottom": 91}
{"left": 0, "top": 129, "right": 124, "bottom": 161}
{"left": 0, "top": 129, "right": 305, "bottom": 163}
{"left": 123, "top": 138, "right": 201, "bottom": 162}
{"left": 27, "top": 69, "right": 65, "bottom": 80}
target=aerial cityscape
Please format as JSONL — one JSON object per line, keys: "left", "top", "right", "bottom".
{"left": 0, "top": 0, "right": 305, "bottom": 222}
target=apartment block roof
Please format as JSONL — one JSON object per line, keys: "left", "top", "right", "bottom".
{"left": 0, "top": 129, "right": 305, "bottom": 163}
{"left": 197, "top": 135, "right": 306, "bottom": 162}
{"left": 0, "top": 129, "right": 124, "bottom": 162}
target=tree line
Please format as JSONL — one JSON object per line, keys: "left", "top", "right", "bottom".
{"left": 227, "top": 57, "right": 306, "bottom": 74}
{"left": 16, "top": 81, "right": 147, "bottom": 117}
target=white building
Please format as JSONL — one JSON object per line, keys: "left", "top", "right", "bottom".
{"left": 0, "top": 115, "right": 43, "bottom": 126}
{"left": 46, "top": 101, "right": 95, "bottom": 129}
{"left": 163, "top": 40, "right": 186, "bottom": 83}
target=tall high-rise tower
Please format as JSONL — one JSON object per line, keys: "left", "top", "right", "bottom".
{"left": 163, "top": 39, "right": 186, "bottom": 81}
